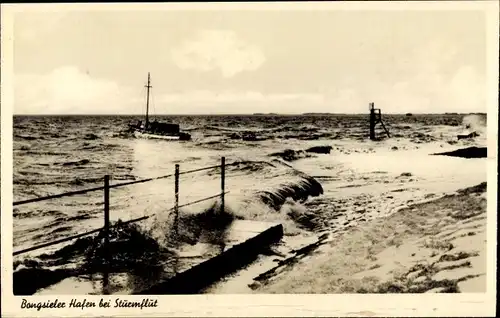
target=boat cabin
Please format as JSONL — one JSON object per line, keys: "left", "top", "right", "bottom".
{"left": 148, "top": 121, "right": 180, "bottom": 135}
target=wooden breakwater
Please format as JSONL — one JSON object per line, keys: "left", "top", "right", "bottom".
{"left": 136, "top": 220, "right": 284, "bottom": 294}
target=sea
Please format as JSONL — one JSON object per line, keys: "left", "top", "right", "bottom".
{"left": 12, "top": 113, "right": 487, "bottom": 294}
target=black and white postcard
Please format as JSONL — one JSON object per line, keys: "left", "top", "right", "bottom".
{"left": 1, "top": 1, "right": 498, "bottom": 317}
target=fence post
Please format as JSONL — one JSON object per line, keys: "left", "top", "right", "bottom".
{"left": 103, "top": 175, "right": 110, "bottom": 294}
{"left": 221, "top": 157, "right": 225, "bottom": 214}
{"left": 174, "top": 164, "right": 180, "bottom": 236}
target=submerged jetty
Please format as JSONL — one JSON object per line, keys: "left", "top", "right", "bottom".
{"left": 30, "top": 221, "right": 284, "bottom": 295}
{"left": 137, "top": 221, "right": 284, "bottom": 294}
{"left": 432, "top": 146, "right": 487, "bottom": 159}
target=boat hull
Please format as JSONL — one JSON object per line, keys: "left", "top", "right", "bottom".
{"left": 134, "top": 131, "right": 181, "bottom": 140}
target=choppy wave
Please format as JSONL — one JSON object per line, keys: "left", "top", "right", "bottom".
{"left": 12, "top": 113, "right": 486, "bottom": 294}
{"left": 58, "top": 159, "right": 91, "bottom": 167}
{"left": 15, "top": 135, "right": 41, "bottom": 141}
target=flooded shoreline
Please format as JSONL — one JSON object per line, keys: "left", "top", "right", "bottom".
{"left": 12, "top": 113, "right": 487, "bottom": 295}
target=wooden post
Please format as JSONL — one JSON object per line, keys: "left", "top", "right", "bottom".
{"left": 103, "top": 175, "right": 110, "bottom": 294}
{"left": 172, "top": 164, "right": 179, "bottom": 274}
{"left": 174, "top": 164, "right": 179, "bottom": 236}
{"left": 369, "top": 102, "right": 376, "bottom": 140}
{"left": 221, "top": 157, "right": 225, "bottom": 214}
{"left": 145, "top": 72, "right": 152, "bottom": 129}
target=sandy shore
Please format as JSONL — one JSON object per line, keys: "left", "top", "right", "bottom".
{"left": 206, "top": 142, "right": 488, "bottom": 294}
{"left": 250, "top": 181, "right": 486, "bottom": 293}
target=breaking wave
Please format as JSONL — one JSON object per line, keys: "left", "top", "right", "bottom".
{"left": 13, "top": 159, "right": 324, "bottom": 295}
{"left": 462, "top": 114, "right": 486, "bottom": 134}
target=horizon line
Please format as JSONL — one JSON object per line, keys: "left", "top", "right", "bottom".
{"left": 13, "top": 112, "right": 486, "bottom": 116}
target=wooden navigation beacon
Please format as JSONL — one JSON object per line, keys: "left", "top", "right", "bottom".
{"left": 369, "top": 102, "right": 390, "bottom": 140}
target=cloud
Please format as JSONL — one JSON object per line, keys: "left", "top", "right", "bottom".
{"left": 170, "top": 30, "right": 266, "bottom": 78}
{"left": 15, "top": 37, "right": 486, "bottom": 116}
{"left": 331, "top": 39, "right": 487, "bottom": 114}
{"left": 388, "top": 62, "right": 486, "bottom": 114}
{"left": 346, "top": 65, "right": 486, "bottom": 114}
{"left": 14, "top": 66, "right": 323, "bottom": 115}
{"left": 448, "top": 65, "right": 486, "bottom": 111}
{"left": 155, "top": 90, "right": 325, "bottom": 114}
{"left": 15, "top": 66, "right": 138, "bottom": 115}
{"left": 403, "top": 40, "right": 485, "bottom": 113}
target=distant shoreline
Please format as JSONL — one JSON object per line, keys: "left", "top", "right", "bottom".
{"left": 13, "top": 112, "right": 486, "bottom": 117}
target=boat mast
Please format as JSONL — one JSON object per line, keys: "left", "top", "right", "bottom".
{"left": 145, "top": 72, "right": 152, "bottom": 129}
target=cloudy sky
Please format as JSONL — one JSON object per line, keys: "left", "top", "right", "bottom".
{"left": 13, "top": 6, "right": 488, "bottom": 115}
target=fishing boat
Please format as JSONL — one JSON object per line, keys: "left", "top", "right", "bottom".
{"left": 128, "top": 73, "right": 191, "bottom": 141}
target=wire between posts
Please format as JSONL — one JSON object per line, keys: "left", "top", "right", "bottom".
{"left": 13, "top": 161, "right": 232, "bottom": 256}
{"left": 14, "top": 162, "right": 235, "bottom": 207}
{"left": 12, "top": 192, "right": 228, "bottom": 256}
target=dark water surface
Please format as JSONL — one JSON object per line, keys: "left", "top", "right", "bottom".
{"left": 13, "top": 113, "right": 482, "bottom": 294}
